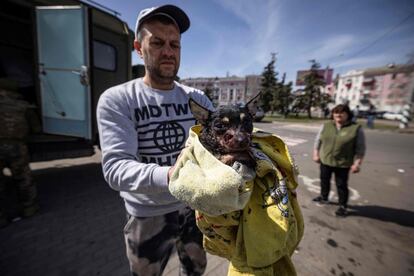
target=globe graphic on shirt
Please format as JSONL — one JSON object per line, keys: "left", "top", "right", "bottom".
{"left": 154, "top": 122, "right": 185, "bottom": 152}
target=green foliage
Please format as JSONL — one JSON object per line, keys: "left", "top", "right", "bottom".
{"left": 278, "top": 79, "right": 294, "bottom": 118}
{"left": 260, "top": 54, "right": 278, "bottom": 113}
{"left": 301, "top": 60, "right": 326, "bottom": 118}
{"left": 204, "top": 86, "right": 214, "bottom": 102}
{"left": 260, "top": 54, "right": 294, "bottom": 116}
{"left": 320, "top": 93, "right": 333, "bottom": 110}
{"left": 290, "top": 92, "right": 307, "bottom": 117}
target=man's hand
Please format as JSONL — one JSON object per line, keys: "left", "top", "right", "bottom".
{"left": 312, "top": 149, "right": 320, "bottom": 163}
{"left": 167, "top": 166, "right": 175, "bottom": 183}
{"left": 167, "top": 149, "right": 185, "bottom": 183}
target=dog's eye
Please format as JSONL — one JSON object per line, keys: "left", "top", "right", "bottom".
{"left": 213, "top": 121, "right": 229, "bottom": 134}
{"left": 214, "top": 123, "right": 224, "bottom": 130}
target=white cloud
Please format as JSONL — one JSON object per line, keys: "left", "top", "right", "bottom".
{"left": 210, "top": 0, "right": 284, "bottom": 75}
{"left": 333, "top": 32, "right": 414, "bottom": 72}
{"left": 304, "top": 34, "right": 357, "bottom": 62}
{"left": 336, "top": 55, "right": 386, "bottom": 68}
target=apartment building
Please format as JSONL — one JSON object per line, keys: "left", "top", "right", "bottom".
{"left": 181, "top": 75, "right": 262, "bottom": 106}
{"left": 335, "top": 70, "right": 365, "bottom": 109}
{"left": 335, "top": 64, "right": 414, "bottom": 112}
{"left": 363, "top": 64, "right": 414, "bottom": 112}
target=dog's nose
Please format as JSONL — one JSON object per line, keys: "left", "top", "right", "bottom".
{"left": 223, "top": 133, "right": 234, "bottom": 143}
{"left": 224, "top": 132, "right": 250, "bottom": 148}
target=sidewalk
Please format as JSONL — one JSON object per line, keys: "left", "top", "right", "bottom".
{"left": 267, "top": 118, "right": 414, "bottom": 134}
{"left": 0, "top": 154, "right": 228, "bottom": 276}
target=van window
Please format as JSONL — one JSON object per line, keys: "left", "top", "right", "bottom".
{"left": 93, "top": 40, "right": 116, "bottom": 71}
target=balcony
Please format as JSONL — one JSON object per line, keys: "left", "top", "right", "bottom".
{"left": 363, "top": 78, "right": 375, "bottom": 86}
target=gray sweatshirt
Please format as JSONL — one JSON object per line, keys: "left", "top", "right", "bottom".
{"left": 97, "top": 78, "right": 213, "bottom": 217}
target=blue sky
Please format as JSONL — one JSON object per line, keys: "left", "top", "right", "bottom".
{"left": 94, "top": 0, "right": 414, "bottom": 83}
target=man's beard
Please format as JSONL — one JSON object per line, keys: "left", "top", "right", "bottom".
{"left": 145, "top": 57, "right": 179, "bottom": 85}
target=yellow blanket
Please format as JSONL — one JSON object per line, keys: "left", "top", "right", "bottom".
{"left": 169, "top": 125, "right": 304, "bottom": 276}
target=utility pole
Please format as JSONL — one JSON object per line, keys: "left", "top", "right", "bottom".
{"left": 271, "top": 52, "right": 278, "bottom": 63}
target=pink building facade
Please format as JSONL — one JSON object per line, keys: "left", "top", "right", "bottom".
{"left": 363, "top": 65, "right": 414, "bottom": 112}
{"left": 335, "top": 64, "right": 414, "bottom": 112}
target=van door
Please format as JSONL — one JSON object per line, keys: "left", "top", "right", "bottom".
{"left": 36, "top": 6, "right": 91, "bottom": 139}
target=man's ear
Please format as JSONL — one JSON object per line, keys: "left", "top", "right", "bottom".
{"left": 189, "top": 99, "right": 211, "bottom": 125}
{"left": 245, "top": 91, "right": 262, "bottom": 116}
{"left": 134, "top": 40, "right": 143, "bottom": 58}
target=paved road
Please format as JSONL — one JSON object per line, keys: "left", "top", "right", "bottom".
{"left": 1, "top": 121, "right": 413, "bottom": 275}
{"left": 0, "top": 151, "right": 228, "bottom": 276}
{"left": 255, "top": 121, "right": 414, "bottom": 276}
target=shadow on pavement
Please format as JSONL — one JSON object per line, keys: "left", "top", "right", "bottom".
{"left": 255, "top": 120, "right": 272, "bottom": 124}
{"left": 0, "top": 162, "right": 129, "bottom": 276}
{"left": 347, "top": 205, "right": 414, "bottom": 227}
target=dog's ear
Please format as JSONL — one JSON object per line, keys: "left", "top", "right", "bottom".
{"left": 245, "top": 91, "right": 261, "bottom": 116}
{"left": 189, "top": 98, "right": 211, "bottom": 125}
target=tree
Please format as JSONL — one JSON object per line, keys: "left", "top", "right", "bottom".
{"left": 290, "top": 91, "right": 307, "bottom": 117}
{"left": 278, "top": 73, "right": 293, "bottom": 118}
{"left": 302, "top": 60, "right": 325, "bottom": 118}
{"left": 260, "top": 54, "right": 295, "bottom": 117}
{"left": 320, "top": 93, "right": 333, "bottom": 118}
{"left": 407, "top": 50, "right": 414, "bottom": 65}
{"left": 260, "top": 53, "right": 279, "bottom": 113}
{"left": 204, "top": 85, "right": 214, "bottom": 103}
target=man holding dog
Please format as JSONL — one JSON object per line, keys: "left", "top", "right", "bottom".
{"left": 97, "top": 5, "right": 213, "bottom": 275}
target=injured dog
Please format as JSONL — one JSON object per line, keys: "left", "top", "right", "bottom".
{"left": 188, "top": 93, "right": 261, "bottom": 168}
{"left": 170, "top": 93, "right": 303, "bottom": 275}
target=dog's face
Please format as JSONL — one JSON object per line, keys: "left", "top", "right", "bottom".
{"left": 199, "top": 106, "right": 253, "bottom": 154}
{"left": 189, "top": 93, "right": 261, "bottom": 167}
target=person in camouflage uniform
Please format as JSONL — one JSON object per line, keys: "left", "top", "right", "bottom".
{"left": 0, "top": 87, "right": 38, "bottom": 227}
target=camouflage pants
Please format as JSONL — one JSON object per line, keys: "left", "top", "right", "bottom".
{"left": 0, "top": 142, "right": 37, "bottom": 219}
{"left": 124, "top": 206, "right": 207, "bottom": 276}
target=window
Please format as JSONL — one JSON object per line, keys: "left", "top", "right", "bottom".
{"left": 93, "top": 40, "right": 116, "bottom": 71}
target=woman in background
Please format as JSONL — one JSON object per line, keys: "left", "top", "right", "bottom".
{"left": 312, "top": 104, "right": 366, "bottom": 217}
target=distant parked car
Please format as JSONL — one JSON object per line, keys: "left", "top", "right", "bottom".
{"left": 375, "top": 111, "right": 387, "bottom": 119}
{"left": 357, "top": 110, "right": 369, "bottom": 118}
{"left": 382, "top": 112, "right": 403, "bottom": 121}
{"left": 254, "top": 107, "right": 265, "bottom": 122}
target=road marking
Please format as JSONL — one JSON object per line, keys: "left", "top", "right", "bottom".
{"left": 299, "top": 175, "right": 360, "bottom": 201}
{"left": 278, "top": 136, "right": 307, "bottom": 147}
{"left": 279, "top": 124, "right": 322, "bottom": 132}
